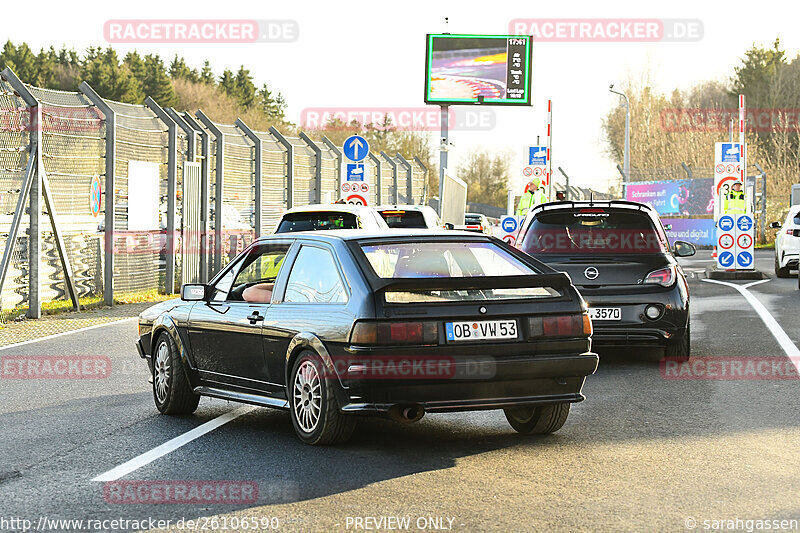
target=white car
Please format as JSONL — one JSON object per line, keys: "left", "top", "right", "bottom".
{"left": 771, "top": 206, "right": 800, "bottom": 277}
{"left": 274, "top": 204, "right": 389, "bottom": 233}
{"left": 375, "top": 205, "right": 443, "bottom": 229}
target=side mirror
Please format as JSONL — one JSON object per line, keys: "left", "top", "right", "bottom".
{"left": 443, "top": 222, "right": 455, "bottom": 230}
{"left": 673, "top": 240, "right": 696, "bottom": 258}
{"left": 181, "top": 284, "right": 208, "bottom": 301}
{"left": 770, "top": 221, "right": 782, "bottom": 229}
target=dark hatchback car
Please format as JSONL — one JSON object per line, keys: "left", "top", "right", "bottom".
{"left": 516, "top": 201, "right": 695, "bottom": 358}
{"left": 136, "top": 231, "right": 598, "bottom": 444}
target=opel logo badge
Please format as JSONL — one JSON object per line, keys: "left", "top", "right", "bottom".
{"left": 479, "top": 306, "right": 487, "bottom": 314}
{"left": 584, "top": 267, "right": 599, "bottom": 280}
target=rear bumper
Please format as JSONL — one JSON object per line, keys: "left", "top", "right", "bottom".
{"left": 340, "top": 353, "right": 599, "bottom": 413}
{"left": 580, "top": 282, "right": 689, "bottom": 347}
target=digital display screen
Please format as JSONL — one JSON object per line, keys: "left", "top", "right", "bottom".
{"left": 424, "top": 34, "right": 532, "bottom": 106}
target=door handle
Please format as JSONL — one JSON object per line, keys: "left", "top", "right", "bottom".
{"left": 247, "top": 312, "right": 264, "bottom": 324}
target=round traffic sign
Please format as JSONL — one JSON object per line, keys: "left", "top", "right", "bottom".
{"left": 532, "top": 167, "right": 543, "bottom": 177}
{"left": 737, "top": 233, "right": 753, "bottom": 249}
{"left": 715, "top": 176, "right": 738, "bottom": 197}
{"left": 90, "top": 176, "right": 102, "bottom": 217}
{"left": 360, "top": 182, "right": 369, "bottom": 193}
{"left": 718, "top": 234, "right": 734, "bottom": 249}
{"left": 718, "top": 251, "right": 735, "bottom": 268}
{"left": 501, "top": 217, "right": 518, "bottom": 233}
{"left": 737, "top": 215, "right": 753, "bottom": 232}
{"left": 347, "top": 193, "right": 367, "bottom": 206}
{"left": 736, "top": 251, "right": 753, "bottom": 267}
{"left": 718, "top": 215, "right": 735, "bottom": 232}
{"left": 502, "top": 235, "right": 516, "bottom": 246}
{"left": 341, "top": 183, "right": 351, "bottom": 193}
{"left": 715, "top": 164, "right": 724, "bottom": 174}
{"left": 726, "top": 164, "right": 734, "bottom": 174}
{"left": 343, "top": 135, "right": 369, "bottom": 162}
{"left": 523, "top": 166, "right": 533, "bottom": 177}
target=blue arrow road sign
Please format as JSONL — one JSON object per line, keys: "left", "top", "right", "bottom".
{"left": 718, "top": 215, "right": 734, "bottom": 232}
{"left": 346, "top": 163, "right": 365, "bottom": 181}
{"left": 718, "top": 251, "right": 734, "bottom": 268}
{"left": 501, "top": 216, "right": 518, "bottom": 233}
{"left": 343, "top": 135, "right": 369, "bottom": 161}
{"left": 736, "top": 251, "right": 753, "bottom": 267}
{"left": 737, "top": 215, "right": 753, "bottom": 232}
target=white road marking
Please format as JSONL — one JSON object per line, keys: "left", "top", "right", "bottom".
{"left": 91, "top": 406, "right": 255, "bottom": 482}
{"left": 701, "top": 278, "right": 800, "bottom": 372}
{"left": 0, "top": 317, "right": 137, "bottom": 352}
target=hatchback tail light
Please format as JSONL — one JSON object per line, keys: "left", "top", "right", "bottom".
{"left": 351, "top": 321, "right": 439, "bottom": 346}
{"left": 529, "top": 314, "right": 591, "bottom": 339}
{"left": 643, "top": 266, "right": 675, "bottom": 287}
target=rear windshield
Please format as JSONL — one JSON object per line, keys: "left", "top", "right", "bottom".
{"left": 360, "top": 241, "right": 556, "bottom": 302}
{"left": 361, "top": 241, "right": 534, "bottom": 278}
{"left": 520, "top": 209, "right": 667, "bottom": 255}
{"left": 378, "top": 210, "right": 428, "bottom": 228}
{"left": 276, "top": 212, "right": 358, "bottom": 233}
{"left": 465, "top": 215, "right": 482, "bottom": 224}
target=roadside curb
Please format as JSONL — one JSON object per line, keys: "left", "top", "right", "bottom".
{"left": 704, "top": 267, "right": 768, "bottom": 280}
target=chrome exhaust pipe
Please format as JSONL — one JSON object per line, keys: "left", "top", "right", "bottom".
{"left": 388, "top": 404, "right": 425, "bottom": 424}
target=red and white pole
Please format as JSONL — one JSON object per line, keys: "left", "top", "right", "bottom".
{"left": 546, "top": 99, "right": 552, "bottom": 201}
{"left": 739, "top": 94, "right": 747, "bottom": 210}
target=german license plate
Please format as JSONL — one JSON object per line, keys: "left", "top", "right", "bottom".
{"left": 445, "top": 320, "right": 518, "bottom": 341}
{"left": 588, "top": 307, "right": 622, "bottom": 321}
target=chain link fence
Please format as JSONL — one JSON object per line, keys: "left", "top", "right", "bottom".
{"left": 0, "top": 67, "right": 428, "bottom": 319}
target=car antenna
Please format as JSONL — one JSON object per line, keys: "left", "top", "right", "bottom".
{"left": 589, "top": 191, "right": 594, "bottom": 205}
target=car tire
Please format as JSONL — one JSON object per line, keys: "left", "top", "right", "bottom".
{"left": 664, "top": 320, "right": 691, "bottom": 361}
{"left": 152, "top": 333, "right": 200, "bottom": 415}
{"left": 289, "top": 350, "right": 356, "bottom": 445}
{"left": 775, "top": 253, "right": 791, "bottom": 278}
{"left": 504, "top": 402, "right": 570, "bottom": 435}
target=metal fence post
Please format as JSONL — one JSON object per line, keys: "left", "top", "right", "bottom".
{"left": 167, "top": 108, "right": 196, "bottom": 161}
{"left": 195, "top": 110, "right": 224, "bottom": 273}
{"left": 270, "top": 127, "right": 294, "bottom": 209}
{"left": 414, "top": 156, "right": 428, "bottom": 204}
{"left": 180, "top": 113, "right": 210, "bottom": 281}
{"left": 298, "top": 132, "right": 322, "bottom": 204}
{"left": 681, "top": 162, "right": 693, "bottom": 178}
{"left": 381, "top": 152, "right": 399, "bottom": 204}
{"left": 368, "top": 152, "right": 382, "bottom": 205}
{"left": 79, "top": 81, "right": 115, "bottom": 306}
{"left": 396, "top": 153, "right": 413, "bottom": 204}
{"left": 235, "top": 119, "right": 263, "bottom": 237}
{"left": 322, "top": 136, "right": 343, "bottom": 195}
{"left": 145, "top": 97, "right": 177, "bottom": 294}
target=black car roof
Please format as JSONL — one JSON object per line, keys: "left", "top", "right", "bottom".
{"left": 253, "top": 229, "right": 491, "bottom": 244}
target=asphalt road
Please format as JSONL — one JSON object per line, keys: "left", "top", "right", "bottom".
{"left": 2, "top": 249, "right": 800, "bottom": 533}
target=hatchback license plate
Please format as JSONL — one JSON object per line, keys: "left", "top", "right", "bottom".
{"left": 588, "top": 307, "right": 622, "bottom": 321}
{"left": 445, "top": 320, "right": 518, "bottom": 341}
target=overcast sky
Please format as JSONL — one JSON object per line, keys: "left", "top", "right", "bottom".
{"left": 8, "top": 0, "right": 798, "bottom": 192}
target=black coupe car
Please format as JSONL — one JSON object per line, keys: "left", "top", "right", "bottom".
{"left": 136, "top": 230, "right": 598, "bottom": 444}
{"left": 516, "top": 201, "right": 695, "bottom": 358}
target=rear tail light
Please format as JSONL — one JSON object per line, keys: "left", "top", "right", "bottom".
{"left": 787, "top": 229, "right": 793, "bottom": 235}
{"left": 643, "top": 266, "right": 675, "bottom": 287}
{"left": 529, "top": 314, "right": 591, "bottom": 339}
{"left": 351, "top": 321, "right": 439, "bottom": 346}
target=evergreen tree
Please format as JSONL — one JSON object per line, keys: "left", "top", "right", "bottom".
{"left": 169, "top": 55, "right": 199, "bottom": 83}
{"left": 200, "top": 60, "right": 214, "bottom": 85}
{"left": 82, "top": 48, "right": 143, "bottom": 103}
{"left": 143, "top": 54, "right": 177, "bottom": 107}
{"left": 234, "top": 66, "right": 256, "bottom": 108}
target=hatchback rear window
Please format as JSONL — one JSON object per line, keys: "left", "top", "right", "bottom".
{"left": 360, "top": 241, "right": 556, "bottom": 302}
{"left": 521, "top": 209, "right": 667, "bottom": 255}
{"left": 378, "top": 210, "right": 427, "bottom": 228}
{"left": 276, "top": 212, "right": 358, "bottom": 233}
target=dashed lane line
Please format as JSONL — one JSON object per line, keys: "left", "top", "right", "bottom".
{"left": 91, "top": 406, "right": 255, "bottom": 482}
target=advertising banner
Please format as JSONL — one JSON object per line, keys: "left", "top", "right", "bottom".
{"left": 626, "top": 179, "right": 714, "bottom": 216}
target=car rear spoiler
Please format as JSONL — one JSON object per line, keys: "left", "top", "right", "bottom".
{"left": 370, "top": 273, "right": 571, "bottom": 294}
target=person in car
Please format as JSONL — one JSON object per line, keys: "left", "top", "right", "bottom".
{"left": 243, "top": 283, "right": 274, "bottom": 303}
